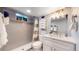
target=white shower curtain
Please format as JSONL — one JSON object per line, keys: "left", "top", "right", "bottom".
{"left": 0, "top": 12, "right": 8, "bottom": 48}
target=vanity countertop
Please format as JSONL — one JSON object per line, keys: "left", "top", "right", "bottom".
{"left": 39, "top": 34, "right": 76, "bottom": 44}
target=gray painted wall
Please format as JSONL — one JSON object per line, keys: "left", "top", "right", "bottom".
{"left": 0, "top": 8, "right": 34, "bottom": 50}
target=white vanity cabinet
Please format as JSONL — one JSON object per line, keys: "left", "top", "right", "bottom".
{"left": 39, "top": 36, "right": 76, "bottom": 51}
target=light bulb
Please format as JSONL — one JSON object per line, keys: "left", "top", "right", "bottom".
{"left": 56, "top": 13, "right": 59, "bottom": 19}
{"left": 26, "top": 10, "right": 31, "bottom": 13}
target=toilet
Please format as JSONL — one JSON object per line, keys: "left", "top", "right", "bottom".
{"left": 32, "top": 41, "right": 42, "bottom": 50}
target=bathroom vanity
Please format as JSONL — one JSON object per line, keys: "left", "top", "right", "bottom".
{"left": 39, "top": 8, "right": 78, "bottom": 51}
{"left": 39, "top": 34, "right": 76, "bottom": 51}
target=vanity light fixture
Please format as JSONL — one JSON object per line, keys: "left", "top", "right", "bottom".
{"left": 60, "top": 11, "right": 64, "bottom": 17}
{"left": 51, "top": 14, "right": 55, "bottom": 19}
{"left": 53, "top": 15, "right": 56, "bottom": 19}
{"left": 50, "top": 9, "right": 66, "bottom": 19}
{"left": 56, "top": 13, "right": 60, "bottom": 18}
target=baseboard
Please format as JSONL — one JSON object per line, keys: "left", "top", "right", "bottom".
{"left": 11, "top": 42, "right": 32, "bottom": 51}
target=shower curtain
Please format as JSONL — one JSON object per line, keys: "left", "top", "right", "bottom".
{"left": 0, "top": 12, "right": 8, "bottom": 48}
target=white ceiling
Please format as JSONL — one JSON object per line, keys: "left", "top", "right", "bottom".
{"left": 9, "top": 7, "right": 64, "bottom": 17}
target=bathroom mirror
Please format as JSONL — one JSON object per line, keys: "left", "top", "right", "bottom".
{"left": 47, "top": 14, "right": 68, "bottom": 37}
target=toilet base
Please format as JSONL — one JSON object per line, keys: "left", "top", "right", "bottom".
{"left": 32, "top": 41, "right": 42, "bottom": 50}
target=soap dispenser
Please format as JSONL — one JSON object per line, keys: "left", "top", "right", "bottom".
{"left": 54, "top": 25, "right": 57, "bottom": 32}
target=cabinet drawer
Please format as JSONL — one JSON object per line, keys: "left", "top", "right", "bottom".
{"left": 43, "top": 43, "right": 72, "bottom": 51}
{"left": 44, "top": 37, "right": 76, "bottom": 50}
{"left": 43, "top": 39, "right": 75, "bottom": 51}
{"left": 51, "top": 45, "right": 74, "bottom": 51}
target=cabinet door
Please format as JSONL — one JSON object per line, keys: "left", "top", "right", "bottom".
{"left": 43, "top": 44, "right": 51, "bottom": 51}
{"left": 44, "top": 37, "right": 76, "bottom": 51}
